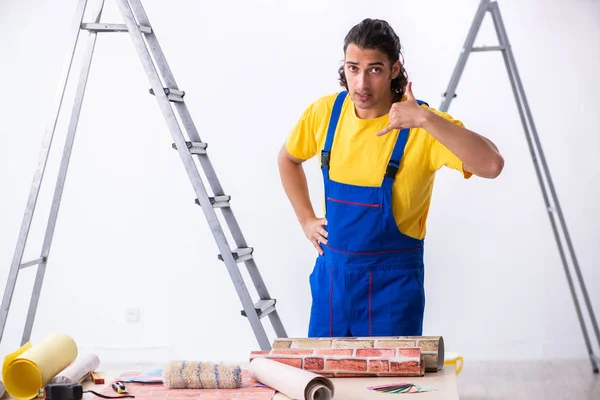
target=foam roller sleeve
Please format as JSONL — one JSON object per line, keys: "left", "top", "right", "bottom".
{"left": 163, "top": 361, "right": 242, "bottom": 389}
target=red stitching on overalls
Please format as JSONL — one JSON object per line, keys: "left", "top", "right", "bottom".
{"left": 369, "top": 270, "right": 373, "bottom": 337}
{"left": 325, "top": 245, "right": 421, "bottom": 255}
{"left": 327, "top": 197, "right": 381, "bottom": 208}
{"left": 329, "top": 265, "right": 333, "bottom": 337}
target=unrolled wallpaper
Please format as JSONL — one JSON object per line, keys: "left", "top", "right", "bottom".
{"left": 100, "top": 369, "right": 275, "bottom": 400}
{"left": 249, "top": 357, "right": 335, "bottom": 400}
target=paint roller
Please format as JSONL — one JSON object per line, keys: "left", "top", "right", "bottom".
{"left": 163, "top": 361, "right": 242, "bottom": 389}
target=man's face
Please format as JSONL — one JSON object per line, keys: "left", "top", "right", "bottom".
{"left": 343, "top": 43, "right": 400, "bottom": 116}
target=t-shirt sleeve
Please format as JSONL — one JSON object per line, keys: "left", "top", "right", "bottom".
{"left": 285, "top": 101, "right": 319, "bottom": 161}
{"left": 428, "top": 110, "right": 473, "bottom": 179}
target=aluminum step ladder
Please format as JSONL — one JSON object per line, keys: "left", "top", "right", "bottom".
{"left": 0, "top": 0, "right": 287, "bottom": 351}
{"left": 440, "top": 0, "right": 599, "bottom": 373}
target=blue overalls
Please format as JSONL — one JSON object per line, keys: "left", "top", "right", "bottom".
{"left": 308, "top": 91, "right": 428, "bottom": 338}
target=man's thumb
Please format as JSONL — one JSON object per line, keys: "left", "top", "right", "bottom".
{"left": 405, "top": 81, "right": 415, "bottom": 100}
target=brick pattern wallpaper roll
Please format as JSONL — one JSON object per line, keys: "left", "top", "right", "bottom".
{"left": 264, "top": 336, "right": 445, "bottom": 373}
{"left": 250, "top": 346, "right": 425, "bottom": 377}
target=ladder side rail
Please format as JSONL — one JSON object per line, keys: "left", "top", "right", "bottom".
{"left": 0, "top": 0, "right": 90, "bottom": 343}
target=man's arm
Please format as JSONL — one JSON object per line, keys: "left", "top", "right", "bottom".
{"left": 277, "top": 146, "right": 316, "bottom": 224}
{"left": 420, "top": 110, "right": 504, "bottom": 179}
{"left": 277, "top": 145, "right": 328, "bottom": 254}
{"left": 376, "top": 81, "right": 504, "bottom": 179}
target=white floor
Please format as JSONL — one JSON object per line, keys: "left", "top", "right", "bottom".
{"left": 456, "top": 359, "right": 600, "bottom": 400}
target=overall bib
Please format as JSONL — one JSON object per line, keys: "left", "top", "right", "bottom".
{"left": 308, "top": 91, "right": 427, "bottom": 338}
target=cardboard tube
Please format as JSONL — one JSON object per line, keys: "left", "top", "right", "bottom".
{"left": 2, "top": 333, "right": 78, "bottom": 400}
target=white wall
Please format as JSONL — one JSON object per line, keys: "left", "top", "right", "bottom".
{"left": 0, "top": 0, "right": 598, "bottom": 367}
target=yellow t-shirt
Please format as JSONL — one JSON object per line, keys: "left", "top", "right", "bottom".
{"left": 285, "top": 92, "right": 472, "bottom": 240}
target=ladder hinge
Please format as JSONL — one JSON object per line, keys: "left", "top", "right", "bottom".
{"left": 241, "top": 299, "right": 277, "bottom": 319}
{"left": 149, "top": 87, "right": 185, "bottom": 102}
{"left": 172, "top": 141, "right": 207, "bottom": 154}
{"left": 218, "top": 247, "right": 253, "bottom": 263}
{"left": 195, "top": 196, "right": 231, "bottom": 208}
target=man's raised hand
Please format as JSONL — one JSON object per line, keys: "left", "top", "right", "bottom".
{"left": 376, "top": 82, "right": 427, "bottom": 136}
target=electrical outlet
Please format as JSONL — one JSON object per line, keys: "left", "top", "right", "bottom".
{"left": 125, "top": 308, "right": 140, "bottom": 323}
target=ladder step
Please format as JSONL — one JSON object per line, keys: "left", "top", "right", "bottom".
{"left": 472, "top": 45, "right": 505, "bottom": 52}
{"left": 195, "top": 195, "right": 231, "bottom": 208}
{"left": 218, "top": 247, "right": 253, "bottom": 263}
{"left": 149, "top": 87, "right": 185, "bottom": 102}
{"left": 19, "top": 257, "right": 46, "bottom": 270}
{"left": 81, "top": 23, "right": 152, "bottom": 34}
{"left": 241, "top": 299, "right": 277, "bottom": 319}
{"left": 172, "top": 141, "right": 207, "bottom": 154}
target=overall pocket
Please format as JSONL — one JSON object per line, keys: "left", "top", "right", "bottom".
{"left": 326, "top": 196, "right": 383, "bottom": 252}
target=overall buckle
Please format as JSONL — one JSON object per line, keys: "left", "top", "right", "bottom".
{"left": 321, "top": 150, "right": 330, "bottom": 169}
{"left": 386, "top": 161, "right": 399, "bottom": 178}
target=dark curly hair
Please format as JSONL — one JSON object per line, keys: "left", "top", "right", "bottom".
{"left": 338, "top": 18, "right": 408, "bottom": 102}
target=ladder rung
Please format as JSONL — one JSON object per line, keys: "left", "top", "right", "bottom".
{"left": 472, "top": 45, "right": 505, "bottom": 52}
{"left": 149, "top": 87, "right": 185, "bottom": 102}
{"left": 172, "top": 141, "right": 207, "bottom": 154}
{"left": 81, "top": 23, "right": 152, "bottom": 34}
{"left": 195, "top": 196, "right": 231, "bottom": 208}
{"left": 241, "top": 299, "right": 276, "bottom": 319}
{"left": 218, "top": 247, "right": 253, "bottom": 263}
{"left": 19, "top": 257, "right": 46, "bottom": 270}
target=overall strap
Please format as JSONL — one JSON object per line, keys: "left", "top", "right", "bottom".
{"left": 321, "top": 91, "right": 348, "bottom": 178}
{"left": 384, "top": 99, "right": 429, "bottom": 181}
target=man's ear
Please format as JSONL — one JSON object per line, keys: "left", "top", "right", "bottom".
{"left": 391, "top": 60, "right": 401, "bottom": 79}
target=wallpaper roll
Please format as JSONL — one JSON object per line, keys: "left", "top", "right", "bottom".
{"left": 272, "top": 336, "right": 445, "bottom": 372}
{"left": 2, "top": 333, "right": 78, "bottom": 400}
{"left": 250, "top": 346, "right": 424, "bottom": 377}
{"left": 249, "top": 357, "right": 335, "bottom": 400}
{"left": 52, "top": 353, "right": 100, "bottom": 384}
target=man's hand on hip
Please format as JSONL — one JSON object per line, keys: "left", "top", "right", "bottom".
{"left": 301, "top": 217, "right": 328, "bottom": 255}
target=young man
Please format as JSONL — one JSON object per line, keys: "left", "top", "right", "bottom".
{"left": 278, "top": 18, "right": 504, "bottom": 338}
